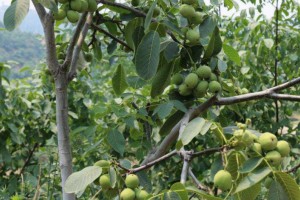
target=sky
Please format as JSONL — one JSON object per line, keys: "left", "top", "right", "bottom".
{"left": 1, "top": 0, "right": 299, "bottom": 19}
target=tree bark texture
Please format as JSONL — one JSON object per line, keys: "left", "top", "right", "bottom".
{"left": 55, "top": 71, "right": 75, "bottom": 200}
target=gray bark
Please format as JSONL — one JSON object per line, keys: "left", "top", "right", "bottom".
{"left": 55, "top": 71, "right": 75, "bottom": 200}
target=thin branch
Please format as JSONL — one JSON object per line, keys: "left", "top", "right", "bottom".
{"left": 20, "top": 143, "right": 39, "bottom": 175}
{"left": 91, "top": 24, "right": 133, "bottom": 51}
{"left": 98, "top": 0, "right": 181, "bottom": 44}
{"left": 188, "top": 168, "right": 209, "bottom": 192}
{"left": 129, "top": 150, "right": 177, "bottom": 173}
{"left": 32, "top": 0, "right": 58, "bottom": 74}
{"left": 68, "top": 13, "right": 93, "bottom": 82}
{"left": 142, "top": 96, "right": 217, "bottom": 165}
{"left": 268, "top": 93, "right": 300, "bottom": 101}
{"left": 274, "top": 0, "right": 280, "bottom": 123}
{"left": 284, "top": 162, "right": 300, "bottom": 173}
{"left": 180, "top": 150, "right": 192, "bottom": 184}
{"left": 63, "top": 12, "right": 89, "bottom": 70}
{"left": 191, "top": 146, "right": 226, "bottom": 158}
{"left": 216, "top": 77, "right": 300, "bottom": 105}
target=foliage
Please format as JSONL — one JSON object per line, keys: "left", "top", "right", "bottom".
{"left": 1, "top": 0, "right": 300, "bottom": 199}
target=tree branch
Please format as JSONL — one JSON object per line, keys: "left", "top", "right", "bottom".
{"left": 130, "top": 150, "right": 177, "bottom": 173}
{"left": 19, "top": 143, "right": 39, "bottom": 175}
{"left": 32, "top": 0, "right": 59, "bottom": 74}
{"left": 98, "top": 0, "right": 181, "bottom": 44}
{"left": 68, "top": 13, "right": 93, "bottom": 82}
{"left": 142, "top": 96, "right": 217, "bottom": 165}
{"left": 91, "top": 24, "right": 133, "bottom": 51}
{"left": 63, "top": 12, "right": 89, "bottom": 71}
{"left": 216, "top": 77, "right": 300, "bottom": 105}
{"left": 284, "top": 162, "right": 300, "bottom": 173}
{"left": 188, "top": 168, "right": 209, "bottom": 192}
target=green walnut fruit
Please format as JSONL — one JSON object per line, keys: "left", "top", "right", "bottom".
{"left": 196, "top": 65, "right": 211, "bottom": 79}
{"left": 179, "top": 4, "right": 195, "bottom": 19}
{"left": 186, "top": 29, "right": 200, "bottom": 44}
{"left": 190, "top": 11, "right": 204, "bottom": 25}
{"left": 88, "top": 0, "right": 98, "bottom": 11}
{"left": 259, "top": 132, "right": 278, "bottom": 151}
{"left": 153, "top": 7, "right": 161, "bottom": 17}
{"left": 171, "top": 73, "right": 183, "bottom": 85}
{"left": 94, "top": 160, "right": 110, "bottom": 173}
{"left": 120, "top": 188, "right": 136, "bottom": 200}
{"left": 135, "top": 189, "right": 150, "bottom": 200}
{"left": 79, "top": 0, "right": 89, "bottom": 12}
{"left": 213, "top": 170, "right": 232, "bottom": 191}
{"left": 53, "top": 9, "right": 66, "bottom": 21}
{"left": 265, "top": 150, "right": 282, "bottom": 166}
{"left": 67, "top": 10, "right": 80, "bottom": 23}
{"left": 184, "top": 73, "right": 199, "bottom": 89}
{"left": 131, "top": 0, "right": 140, "bottom": 6}
{"left": 208, "top": 81, "right": 221, "bottom": 93}
{"left": 242, "top": 130, "right": 255, "bottom": 147}
{"left": 276, "top": 140, "right": 290, "bottom": 157}
{"left": 125, "top": 174, "right": 139, "bottom": 189}
{"left": 210, "top": 73, "right": 218, "bottom": 81}
{"left": 195, "top": 80, "right": 208, "bottom": 94}
{"left": 182, "top": 0, "right": 196, "bottom": 4}
{"left": 99, "top": 174, "right": 112, "bottom": 190}
{"left": 84, "top": 53, "right": 93, "bottom": 62}
{"left": 178, "top": 84, "right": 192, "bottom": 96}
{"left": 251, "top": 142, "right": 262, "bottom": 155}
{"left": 70, "top": 0, "right": 82, "bottom": 11}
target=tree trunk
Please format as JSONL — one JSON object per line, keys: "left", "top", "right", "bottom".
{"left": 55, "top": 71, "right": 75, "bottom": 200}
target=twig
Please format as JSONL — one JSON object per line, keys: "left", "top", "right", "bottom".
{"left": 191, "top": 146, "right": 227, "bottom": 158}
{"left": 68, "top": 13, "right": 93, "bottom": 82}
{"left": 32, "top": 0, "right": 59, "bottom": 74}
{"left": 63, "top": 12, "right": 89, "bottom": 70}
{"left": 179, "top": 150, "right": 192, "bottom": 184}
{"left": 188, "top": 168, "right": 209, "bottom": 192}
{"left": 130, "top": 150, "right": 177, "bottom": 173}
{"left": 274, "top": 0, "right": 280, "bottom": 123}
{"left": 91, "top": 24, "right": 133, "bottom": 51}
{"left": 20, "top": 143, "right": 39, "bottom": 175}
{"left": 285, "top": 162, "right": 300, "bottom": 173}
{"left": 98, "top": 0, "right": 181, "bottom": 44}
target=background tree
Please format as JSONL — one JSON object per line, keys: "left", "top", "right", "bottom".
{"left": 1, "top": 0, "right": 300, "bottom": 199}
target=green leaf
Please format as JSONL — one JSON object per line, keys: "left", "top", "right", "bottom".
{"left": 172, "top": 100, "right": 187, "bottom": 113}
{"left": 178, "top": 117, "right": 210, "bottom": 146}
{"left": 263, "top": 38, "right": 274, "bottom": 49}
{"left": 224, "top": 0, "right": 234, "bottom": 10}
{"left": 234, "top": 167, "right": 272, "bottom": 193}
{"left": 239, "top": 157, "right": 264, "bottom": 174}
{"left": 124, "top": 18, "right": 143, "bottom": 50}
{"left": 132, "top": 26, "right": 145, "bottom": 50}
{"left": 227, "top": 152, "right": 246, "bottom": 180}
{"left": 137, "top": 171, "right": 152, "bottom": 193}
{"left": 144, "top": 0, "right": 158, "bottom": 31}
{"left": 218, "top": 59, "right": 227, "bottom": 72}
{"left": 107, "top": 129, "right": 125, "bottom": 156}
{"left": 234, "top": 182, "right": 261, "bottom": 200}
{"left": 153, "top": 102, "right": 174, "bottom": 120}
{"left": 199, "top": 16, "right": 217, "bottom": 38}
{"left": 159, "top": 111, "right": 184, "bottom": 136}
{"left": 163, "top": 191, "right": 181, "bottom": 200}
{"left": 112, "top": 64, "right": 128, "bottom": 95}
{"left": 210, "top": 122, "right": 227, "bottom": 144}
{"left": 64, "top": 166, "right": 102, "bottom": 193}
{"left": 164, "top": 42, "right": 180, "bottom": 63}
{"left": 135, "top": 31, "right": 160, "bottom": 80}
{"left": 151, "top": 58, "right": 175, "bottom": 98}
{"left": 108, "top": 167, "right": 117, "bottom": 188}
{"left": 203, "top": 27, "right": 222, "bottom": 61}
{"left": 274, "top": 171, "right": 300, "bottom": 200}
{"left": 268, "top": 180, "right": 289, "bottom": 200}
{"left": 39, "top": 0, "right": 58, "bottom": 12}
{"left": 223, "top": 44, "right": 241, "bottom": 65}
{"left": 170, "top": 182, "right": 188, "bottom": 200}
{"left": 161, "top": 20, "right": 183, "bottom": 36}
{"left": 4, "top": 0, "right": 30, "bottom": 31}
{"left": 186, "top": 186, "right": 223, "bottom": 200}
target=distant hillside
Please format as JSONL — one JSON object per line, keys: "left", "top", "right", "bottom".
{"left": 0, "top": 5, "right": 43, "bottom": 35}
{"left": 0, "top": 22, "right": 45, "bottom": 78}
